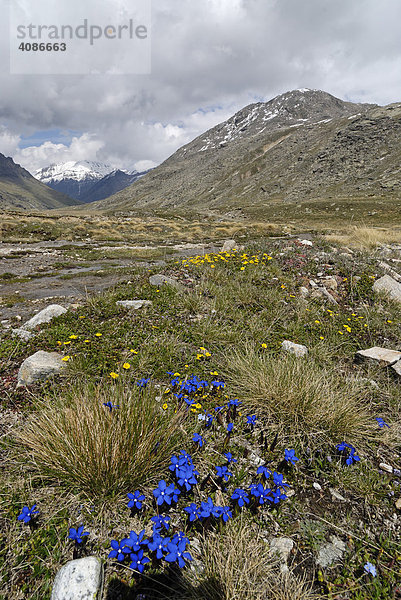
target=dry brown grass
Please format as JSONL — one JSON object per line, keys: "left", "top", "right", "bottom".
{"left": 13, "top": 382, "right": 184, "bottom": 497}
{"left": 325, "top": 226, "right": 401, "bottom": 249}
{"left": 223, "top": 345, "right": 378, "bottom": 448}
{"left": 177, "top": 517, "right": 318, "bottom": 600}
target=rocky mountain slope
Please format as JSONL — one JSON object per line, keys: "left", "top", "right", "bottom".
{"left": 91, "top": 89, "right": 401, "bottom": 216}
{"left": 79, "top": 169, "right": 149, "bottom": 203}
{"left": 0, "top": 154, "right": 79, "bottom": 211}
{"left": 35, "top": 161, "right": 149, "bottom": 204}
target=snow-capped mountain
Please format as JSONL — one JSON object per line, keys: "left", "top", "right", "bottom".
{"left": 35, "top": 160, "right": 114, "bottom": 201}
{"left": 34, "top": 160, "right": 151, "bottom": 204}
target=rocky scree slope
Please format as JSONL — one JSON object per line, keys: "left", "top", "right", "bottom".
{"left": 92, "top": 89, "right": 401, "bottom": 215}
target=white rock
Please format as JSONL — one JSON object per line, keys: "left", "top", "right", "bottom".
{"left": 51, "top": 557, "right": 103, "bottom": 600}
{"left": 313, "top": 482, "right": 322, "bottom": 491}
{"left": 316, "top": 536, "right": 346, "bottom": 568}
{"left": 116, "top": 300, "right": 152, "bottom": 310}
{"left": 149, "top": 274, "right": 184, "bottom": 290}
{"left": 269, "top": 537, "right": 294, "bottom": 573}
{"left": 299, "top": 286, "right": 309, "bottom": 298}
{"left": 373, "top": 275, "right": 401, "bottom": 303}
{"left": 221, "top": 239, "right": 243, "bottom": 252}
{"left": 355, "top": 346, "right": 401, "bottom": 366}
{"left": 17, "top": 351, "right": 65, "bottom": 387}
{"left": 329, "top": 488, "right": 346, "bottom": 502}
{"left": 281, "top": 340, "right": 308, "bottom": 357}
{"left": 379, "top": 462, "right": 393, "bottom": 473}
{"left": 298, "top": 239, "right": 313, "bottom": 247}
{"left": 23, "top": 305, "right": 67, "bottom": 330}
{"left": 390, "top": 360, "right": 401, "bottom": 378}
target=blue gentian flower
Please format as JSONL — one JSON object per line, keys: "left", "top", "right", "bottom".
{"left": 17, "top": 505, "right": 39, "bottom": 523}
{"left": 184, "top": 503, "right": 200, "bottom": 523}
{"left": 227, "top": 423, "right": 234, "bottom": 433}
{"left": 271, "top": 487, "right": 287, "bottom": 503}
{"left": 125, "top": 529, "right": 148, "bottom": 552}
{"left": 336, "top": 442, "right": 360, "bottom": 465}
{"left": 246, "top": 414, "right": 256, "bottom": 426}
{"left": 164, "top": 540, "right": 192, "bottom": 568}
{"left": 215, "top": 465, "right": 233, "bottom": 482}
{"left": 68, "top": 525, "right": 89, "bottom": 544}
{"left": 151, "top": 514, "right": 171, "bottom": 532}
{"left": 272, "top": 472, "right": 289, "bottom": 489}
{"left": 127, "top": 490, "right": 145, "bottom": 510}
{"left": 103, "top": 401, "right": 119, "bottom": 411}
{"left": 199, "top": 497, "right": 215, "bottom": 518}
{"left": 364, "top": 562, "right": 377, "bottom": 577}
{"left": 231, "top": 488, "right": 250, "bottom": 507}
{"left": 177, "top": 467, "right": 198, "bottom": 491}
{"left": 153, "top": 480, "right": 180, "bottom": 506}
{"left": 284, "top": 449, "right": 299, "bottom": 465}
{"left": 137, "top": 378, "right": 150, "bottom": 388}
{"left": 129, "top": 549, "right": 150, "bottom": 573}
{"left": 257, "top": 465, "right": 271, "bottom": 479}
{"left": 148, "top": 534, "right": 170, "bottom": 559}
{"left": 108, "top": 539, "right": 131, "bottom": 561}
{"left": 217, "top": 506, "right": 232, "bottom": 522}
{"left": 206, "top": 413, "right": 214, "bottom": 427}
{"left": 376, "top": 417, "right": 390, "bottom": 428}
{"left": 250, "top": 483, "right": 272, "bottom": 505}
{"left": 224, "top": 452, "right": 237, "bottom": 464}
{"left": 228, "top": 398, "right": 241, "bottom": 407}
{"left": 192, "top": 433, "right": 205, "bottom": 448}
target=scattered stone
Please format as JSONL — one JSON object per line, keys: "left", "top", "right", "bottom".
{"left": 149, "top": 274, "right": 184, "bottom": 291}
{"left": 17, "top": 351, "right": 65, "bottom": 387}
{"left": 22, "top": 304, "right": 67, "bottom": 330}
{"left": 313, "top": 482, "right": 322, "bottom": 491}
{"left": 298, "top": 239, "right": 313, "bottom": 247}
{"left": 379, "top": 462, "right": 393, "bottom": 474}
{"left": 281, "top": 340, "right": 308, "bottom": 357}
{"left": 390, "top": 360, "right": 401, "bottom": 378}
{"left": 299, "top": 286, "right": 309, "bottom": 298}
{"left": 116, "top": 300, "right": 153, "bottom": 310}
{"left": 221, "top": 239, "right": 244, "bottom": 252}
{"left": 316, "top": 536, "right": 346, "bottom": 568}
{"left": 355, "top": 346, "right": 401, "bottom": 366}
{"left": 378, "top": 261, "right": 401, "bottom": 282}
{"left": 51, "top": 556, "right": 103, "bottom": 600}
{"left": 395, "top": 498, "right": 401, "bottom": 511}
{"left": 269, "top": 537, "right": 294, "bottom": 573}
{"left": 329, "top": 488, "right": 346, "bottom": 502}
{"left": 322, "top": 277, "right": 338, "bottom": 291}
{"left": 373, "top": 275, "right": 401, "bottom": 303}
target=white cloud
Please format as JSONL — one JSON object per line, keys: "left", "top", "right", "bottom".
{"left": 1, "top": 0, "right": 401, "bottom": 171}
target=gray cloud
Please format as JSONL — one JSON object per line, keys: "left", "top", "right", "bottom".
{"left": 0, "top": 0, "right": 401, "bottom": 173}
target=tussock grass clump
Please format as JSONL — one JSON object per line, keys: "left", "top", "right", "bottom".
{"left": 178, "top": 518, "right": 317, "bottom": 600}
{"left": 325, "top": 225, "right": 401, "bottom": 249}
{"left": 223, "top": 345, "right": 377, "bottom": 447}
{"left": 14, "top": 383, "right": 184, "bottom": 497}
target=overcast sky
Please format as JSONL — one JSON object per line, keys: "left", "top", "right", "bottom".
{"left": 1, "top": 0, "right": 401, "bottom": 174}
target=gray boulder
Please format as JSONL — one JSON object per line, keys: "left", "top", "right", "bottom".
{"left": 149, "top": 274, "right": 184, "bottom": 291}
{"left": 373, "top": 275, "right": 401, "bottom": 303}
{"left": 221, "top": 239, "right": 244, "bottom": 252}
{"left": 23, "top": 305, "right": 67, "bottom": 330}
{"left": 116, "top": 300, "right": 152, "bottom": 310}
{"left": 355, "top": 346, "right": 401, "bottom": 366}
{"left": 51, "top": 557, "right": 103, "bottom": 600}
{"left": 12, "top": 327, "right": 34, "bottom": 341}
{"left": 18, "top": 351, "right": 65, "bottom": 387}
{"left": 391, "top": 360, "right": 401, "bottom": 378}
{"left": 281, "top": 340, "right": 308, "bottom": 357}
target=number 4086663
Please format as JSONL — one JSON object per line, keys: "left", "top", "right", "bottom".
{"left": 18, "top": 42, "right": 67, "bottom": 51}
